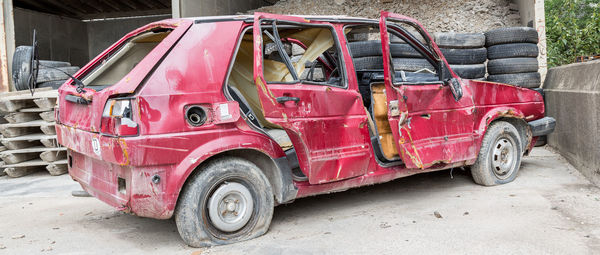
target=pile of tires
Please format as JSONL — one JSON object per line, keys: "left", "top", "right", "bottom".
{"left": 12, "top": 46, "right": 79, "bottom": 91}
{"left": 434, "top": 32, "right": 487, "bottom": 80}
{"left": 349, "top": 40, "right": 434, "bottom": 72}
{"left": 485, "top": 27, "right": 540, "bottom": 88}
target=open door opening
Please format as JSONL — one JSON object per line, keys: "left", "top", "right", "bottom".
{"left": 378, "top": 11, "right": 475, "bottom": 170}
{"left": 233, "top": 13, "right": 371, "bottom": 184}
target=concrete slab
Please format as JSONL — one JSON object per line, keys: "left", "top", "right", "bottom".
{"left": 0, "top": 148, "right": 598, "bottom": 254}
{"left": 544, "top": 60, "right": 600, "bottom": 186}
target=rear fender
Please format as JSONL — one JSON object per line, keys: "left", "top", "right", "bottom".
{"left": 167, "top": 132, "right": 291, "bottom": 210}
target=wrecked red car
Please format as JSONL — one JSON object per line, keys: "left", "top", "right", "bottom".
{"left": 56, "top": 11, "right": 555, "bottom": 247}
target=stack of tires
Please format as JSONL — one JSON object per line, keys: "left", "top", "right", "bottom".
{"left": 12, "top": 46, "right": 79, "bottom": 91}
{"left": 434, "top": 32, "right": 487, "bottom": 80}
{"left": 349, "top": 39, "right": 434, "bottom": 72}
{"left": 485, "top": 27, "right": 540, "bottom": 88}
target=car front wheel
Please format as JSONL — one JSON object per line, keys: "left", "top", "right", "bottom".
{"left": 175, "top": 157, "right": 274, "bottom": 247}
{"left": 471, "top": 121, "right": 523, "bottom": 186}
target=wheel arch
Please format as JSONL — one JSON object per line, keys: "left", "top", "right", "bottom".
{"left": 476, "top": 107, "right": 533, "bottom": 155}
{"left": 172, "top": 142, "right": 297, "bottom": 216}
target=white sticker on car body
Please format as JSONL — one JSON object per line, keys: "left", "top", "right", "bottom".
{"left": 92, "top": 137, "right": 101, "bottom": 157}
{"left": 220, "top": 103, "right": 231, "bottom": 120}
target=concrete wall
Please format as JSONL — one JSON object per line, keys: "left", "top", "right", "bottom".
{"left": 544, "top": 61, "right": 600, "bottom": 186}
{"left": 10, "top": 10, "right": 168, "bottom": 72}
{"left": 13, "top": 8, "right": 88, "bottom": 66}
{"left": 86, "top": 15, "right": 169, "bottom": 58}
{"left": 173, "top": 0, "right": 266, "bottom": 18}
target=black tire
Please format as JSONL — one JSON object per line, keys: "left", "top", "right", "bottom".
{"left": 450, "top": 64, "right": 486, "bottom": 79}
{"left": 485, "top": 27, "right": 538, "bottom": 46}
{"left": 36, "top": 66, "right": 79, "bottom": 83}
{"left": 487, "top": 43, "right": 539, "bottom": 59}
{"left": 353, "top": 57, "right": 434, "bottom": 72}
{"left": 348, "top": 41, "right": 420, "bottom": 58}
{"left": 37, "top": 80, "right": 67, "bottom": 89}
{"left": 12, "top": 46, "right": 33, "bottom": 91}
{"left": 471, "top": 121, "right": 523, "bottom": 186}
{"left": 392, "top": 58, "right": 434, "bottom": 72}
{"left": 38, "top": 60, "right": 71, "bottom": 68}
{"left": 535, "top": 135, "right": 547, "bottom": 147}
{"left": 487, "top": 57, "right": 538, "bottom": 75}
{"left": 434, "top": 32, "right": 485, "bottom": 49}
{"left": 440, "top": 48, "right": 487, "bottom": 64}
{"left": 353, "top": 56, "right": 384, "bottom": 70}
{"left": 175, "top": 157, "right": 274, "bottom": 247}
{"left": 487, "top": 72, "right": 541, "bottom": 88}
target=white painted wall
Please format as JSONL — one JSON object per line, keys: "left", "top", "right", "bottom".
{"left": 515, "top": 0, "right": 547, "bottom": 82}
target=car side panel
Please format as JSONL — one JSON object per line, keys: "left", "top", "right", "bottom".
{"left": 137, "top": 21, "right": 244, "bottom": 135}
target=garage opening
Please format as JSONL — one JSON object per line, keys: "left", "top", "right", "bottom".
{"left": 6, "top": 0, "right": 171, "bottom": 90}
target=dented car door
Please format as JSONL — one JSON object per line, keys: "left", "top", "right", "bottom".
{"left": 252, "top": 13, "right": 371, "bottom": 184}
{"left": 379, "top": 11, "right": 476, "bottom": 169}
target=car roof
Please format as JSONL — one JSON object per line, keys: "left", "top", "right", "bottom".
{"left": 191, "top": 14, "right": 376, "bottom": 24}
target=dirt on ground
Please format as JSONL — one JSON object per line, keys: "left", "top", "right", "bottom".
{"left": 248, "top": 0, "right": 521, "bottom": 33}
{"left": 1, "top": 147, "right": 600, "bottom": 254}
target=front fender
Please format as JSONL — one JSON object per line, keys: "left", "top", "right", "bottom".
{"left": 476, "top": 106, "right": 526, "bottom": 136}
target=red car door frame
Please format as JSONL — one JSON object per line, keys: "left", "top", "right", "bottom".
{"left": 253, "top": 13, "right": 372, "bottom": 184}
{"left": 379, "top": 11, "right": 477, "bottom": 169}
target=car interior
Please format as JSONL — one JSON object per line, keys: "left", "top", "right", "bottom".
{"left": 225, "top": 22, "right": 441, "bottom": 172}
{"left": 346, "top": 24, "right": 442, "bottom": 163}
{"left": 79, "top": 29, "right": 173, "bottom": 91}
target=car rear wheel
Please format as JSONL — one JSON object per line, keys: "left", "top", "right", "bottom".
{"left": 471, "top": 121, "right": 523, "bottom": 186}
{"left": 175, "top": 157, "right": 274, "bottom": 247}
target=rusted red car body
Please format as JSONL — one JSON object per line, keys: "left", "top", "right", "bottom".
{"left": 57, "top": 12, "right": 547, "bottom": 220}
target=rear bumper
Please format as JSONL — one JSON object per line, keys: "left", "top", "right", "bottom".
{"left": 68, "top": 149, "right": 175, "bottom": 219}
{"left": 57, "top": 124, "right": 180, "bottom": 219}
{"left": 528, "top": 117, "right": 556, "bottom": 136}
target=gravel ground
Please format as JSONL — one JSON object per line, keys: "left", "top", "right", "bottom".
{"left": 0, "top": 147, "right": 599, "bottom": 254}
{"left": 248, "top": 0, "right": 521, "bottom": 33}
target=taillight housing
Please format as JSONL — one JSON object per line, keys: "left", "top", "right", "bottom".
{"left": 101, "top": 98, "right": 138, "bottom": 136}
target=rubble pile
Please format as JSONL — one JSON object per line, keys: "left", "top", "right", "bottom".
{"left": 249, "top": 0, "right": 521, "bottom": 33}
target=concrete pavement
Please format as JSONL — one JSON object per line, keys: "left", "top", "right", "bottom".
{"left": 0, "top": 147, "right": 599, "bottom": 254}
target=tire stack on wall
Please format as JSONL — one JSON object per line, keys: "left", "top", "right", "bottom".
{"left": 485, "top": 27, "right": 540, "bottom": 88}
{"left": 434, "top": 32, "right": 487, "bottom": 80}
{"left": 12, "top": 46, "right": 79, "bottom": 91}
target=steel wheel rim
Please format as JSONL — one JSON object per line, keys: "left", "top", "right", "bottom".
{"left": 491, "top": 137, "right": 517, "bottom": 179}
{"left": 207, "top": 182, "right": 254, "bottom": 233}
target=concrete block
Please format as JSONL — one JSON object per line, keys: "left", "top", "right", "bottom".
{"left": 40, "top": 124, "right": 56, "bottom": 135}
{"left": 544, "top": 60, "right": 600, "bottom": 185}
{"left": 46, "top": 162, "right": 67, "bottom": 176}
{"left": 4, "top": 165, "right": 43, "bottom": 178}
{"left": 40, "top": 150, "right": 66, "bottom": 162}
{"left": 39, "top": 111, "right": 55, "bottom": 122}
{"left": 4, "top": 112, "right": 41, "bottom": 123}
{"left": 33, "top": 98, "right": 56, "bottom": 110}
